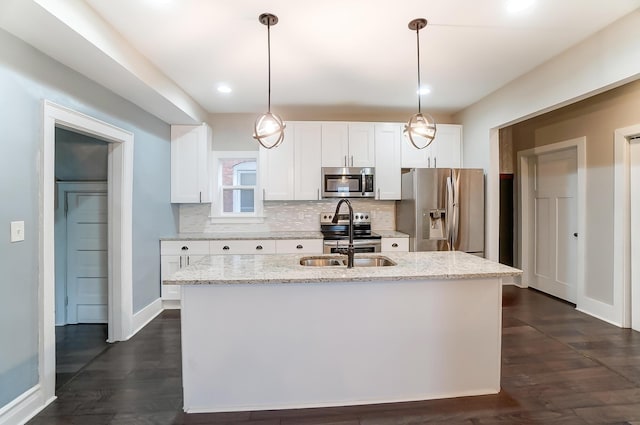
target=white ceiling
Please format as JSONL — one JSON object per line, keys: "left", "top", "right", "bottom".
{"left": 2, "top": 0, "right": 640, "bottom": 122}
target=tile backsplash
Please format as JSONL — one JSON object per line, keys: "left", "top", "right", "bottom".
{"left": 179, "top": 200, "right": 396, "bottom": 233}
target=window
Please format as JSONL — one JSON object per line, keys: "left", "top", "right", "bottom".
{"left": 211, "top": 151, "right": 263, "bottom": 222}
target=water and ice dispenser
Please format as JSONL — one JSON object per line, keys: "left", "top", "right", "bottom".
{"left": 423, "top": 209, "right": 446, "bottom": 240}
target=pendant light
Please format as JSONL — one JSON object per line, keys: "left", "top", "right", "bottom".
{"left": 404, "top": 18, "right": 437, "bottom": 149}
{"left": 253, "top": 13, "right": 285, "bottom": 149}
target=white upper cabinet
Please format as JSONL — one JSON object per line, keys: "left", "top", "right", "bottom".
{"left": 171, "top": 124, "right": 212, "bottom": 203}
{"left": 321, "top": 123, "right": 349, "bottom": 167}
{"left": 347, "top": 123, "right": 376, "bottom": 167}
{"left": 321, "top": 122, "right": 375, "bottom": 167}
{"left": 431, "top": 124, "right": 462, "bottom": 169}
{"left": 260, "top": 122, "right": 321, "bottom": 201}
{"left": 374, "top": 123, "right": 402, "bottom": 200}
{"left": 259, "top": 131, "right": 295, "bottom": 200}
{"left": 401, "top": 123, "right": 462, "bottom": 169}
{"left": 293, "top": 122, "right": 322, "bottom": 200}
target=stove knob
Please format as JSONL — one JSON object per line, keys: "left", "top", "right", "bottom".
{"left": 365, "top": 215, "right": 369, "bottom": 219}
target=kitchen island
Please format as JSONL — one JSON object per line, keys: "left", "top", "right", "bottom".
{"left": 164, "top": 251, "right": 521, "bottom": 413}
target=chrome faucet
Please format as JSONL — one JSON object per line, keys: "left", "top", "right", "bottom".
{"left": 332, "top": 199, "right": 355, "bottom": 268}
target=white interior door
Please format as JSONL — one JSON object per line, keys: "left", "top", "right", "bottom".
{"left": 530, "top": 148, "right": 578, "bottom": 303}
{"left": 66, "top": 192, "right": 108, "bottom": 323}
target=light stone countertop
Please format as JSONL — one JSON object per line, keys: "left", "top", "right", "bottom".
{"left": 160, "top": 230, "right": 408, "bottom": 241}
{"left": 161, "top": 231, "right": 324, "bottom": 241}
{"left": 164, "top": 251, "right": 521, "bottom": 285}
{"left": 374, "top": 230, "right": 409, "bottom": 238}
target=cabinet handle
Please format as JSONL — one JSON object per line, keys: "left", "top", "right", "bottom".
{"left": 256, "top": 245, "right": 263, "bottom": 250}
{"left": 350, "top": 155, "right": 354, "bottom": 166}
{"left": 296, "top": 244, "right": 303, "bottom": 249}
{"left": 222, "top": 246, "right": 230, "bottom": 251}
{"left": 179, "top": 256, "right": 182, "bottom": 268}
{"left": 377, "top": 188, "right": 380, "bottom": 200}
{"left": 434, "top": 158, "right": 437, "bottom": 168}
{"left": 428, "top": 157, "right": 431, "bottom": 168}
{"left": 263, "top": 188, "right": 266, "bottom": 200}
{"left": 344, "top": 155, "right": 347, "bottom": 167}
{"left": 317, "top": 188, "right": 320, "bottom": 200}
{"left": 392, "top": 243, "right": 398, "bottom": 248}
{"left": 199, "top": 191, "right": 202, "bottom": 203}
{"left": 187, "top": 256, "right": 190, "bottom": 265}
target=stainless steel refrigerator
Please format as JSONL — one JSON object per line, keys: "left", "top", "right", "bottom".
{"left": 396, "top": 168, "right": 485, "bottom": 256}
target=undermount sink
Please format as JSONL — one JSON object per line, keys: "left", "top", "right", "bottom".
{"left": 299, "top": 256, "right": 397, "bottom": 267}
{"left": 299, "top": 257, "right": 345, "bottom": 267}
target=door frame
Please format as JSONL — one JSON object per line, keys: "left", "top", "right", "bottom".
{"left": 517, "top": 137, "right": 586, "bottom": 306}
{"left": 614, "top": 123, "right": 640, "bottom": 328}
{"left": 41, "top": 100, "right": 133, "bottom": 403}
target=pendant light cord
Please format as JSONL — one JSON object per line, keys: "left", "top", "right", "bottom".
{"left": 416, "top": 26, "right": 421, "bottom": 114}
{"left": 267, "top": 19, "right": 272, "bottom": 113}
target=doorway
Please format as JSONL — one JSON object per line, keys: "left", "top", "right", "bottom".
{"left": 518, "top": 137, "right": 586, "bottom": 305}
{"left": 40, "top": 101, "right": 134, "bottom": 404}
{"left": 614, "top": 124, "right": 640, "bottom": 330}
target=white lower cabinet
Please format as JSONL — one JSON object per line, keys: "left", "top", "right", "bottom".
{"left": 381, "top": 238, "right": 409, "bottom": 252}
{"left": 162, "top": 238, "right": 323, "bottom": 307}
{"left": 160, "top": 241, "right": 210, "bottom": 307}
{"left": 210, "top": 240, "right": 276, "bottom": 255}
{"left": 275, "top": 239, "right": 323, "bottom": 254}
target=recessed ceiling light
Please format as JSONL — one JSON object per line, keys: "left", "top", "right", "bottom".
{"left": 506, "top": 0, "right": 535, "bottom": 14}
{"left": 217, "top": 85, "right": 232, "bottom": 94}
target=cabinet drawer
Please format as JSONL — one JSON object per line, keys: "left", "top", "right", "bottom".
{"left": 275, "top": 239, "right": 323, "bottom": 254}
{"left": 381, "top": 238, "right": 409, "bottom": 252}
{"left": 161, "top": 240, "right": 210, "bottom": 255}
{"left": 210, "top": 240, "right": 276, "bottom": 254}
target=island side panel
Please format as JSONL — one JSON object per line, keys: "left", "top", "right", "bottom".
{"left": 181, "top": 278, "right": 502, "bottom": 413}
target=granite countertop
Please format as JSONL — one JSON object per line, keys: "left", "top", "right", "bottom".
{"left": 161, "top": 230, "right": 408, "bottom": 241}
{"left": 164, "top": 251, "right": 521, "bottom": 285}
{"left": 161, "top": 231, "right": 324, "bottom": 241}
{"left": 374, "top": 230, "right": 409, "bottom": 238}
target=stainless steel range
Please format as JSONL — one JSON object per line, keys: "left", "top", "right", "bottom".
{"left": 320, "top": 211, "right": 381, "bottom": 253}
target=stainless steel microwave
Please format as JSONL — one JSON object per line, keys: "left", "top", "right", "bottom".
{"left": 321, "top": 167, "right": 375, "bottom": 198}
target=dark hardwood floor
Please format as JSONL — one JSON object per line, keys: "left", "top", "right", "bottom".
{"left": 55, "top": 323, "right": 109, "bottom": 390}
{"left": 28, "top": 286, "right": 640, "bottom": 424}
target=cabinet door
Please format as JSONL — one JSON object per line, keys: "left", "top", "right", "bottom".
{"left": 401, "top": 132, "right": 434, "bottom": 168}
{"left": 160, "top": 255, "right": 181, "bottom": 300}
{"left": 321, "top": 123, "right": 349, "bottom": 167}
{"left": 210, "top": 240, "right": 276, "bottom": 254}
{"left": 171, "top": 124, "right": 211, "bottom": 203}
{"left": 348, "top": 123, "right": 375, "bottom": 167}
{"left": 381, "top": 238, "right": 409, "bottom": 252}
{"left": 432, "top": 124, "right": 462, "bottom": 169}
{"left": 259, "top": 131, "right": 295, "bottom": 200}
{"left": 374, "top": 123, "right": 402, "bottom": 200}
{"left": 275, "top": 239, "right": 323, "bottom": 254}
{"left": 293, "top": 123, "right": 322, "bottom": 200}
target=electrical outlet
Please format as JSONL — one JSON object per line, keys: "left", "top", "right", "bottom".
{"left": 11, "top": 221, "right": 25, "bottom": 242}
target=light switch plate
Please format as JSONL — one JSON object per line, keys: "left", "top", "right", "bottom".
{"left": 11, "top": 221, "right": 25, "bottom": 242}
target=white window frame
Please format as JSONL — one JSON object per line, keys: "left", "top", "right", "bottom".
{"left": 210, "top": 151, "right": 264, "bottom": 223}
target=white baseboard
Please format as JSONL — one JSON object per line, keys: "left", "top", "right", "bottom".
{"left": 129, "top": 298, "right": 163, "bottom": 338}
{"left": 162, "top": 299, "right": 181, "bottom": 310}
{"left": 0, "top": 385, "right": 54, "bottom": 425}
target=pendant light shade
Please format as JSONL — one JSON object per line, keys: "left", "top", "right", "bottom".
{"left": 253, "top": 13, "right": 285, "bottom": 149}
{"left": 404, "top": 18, "right": 437, "bottom": 150}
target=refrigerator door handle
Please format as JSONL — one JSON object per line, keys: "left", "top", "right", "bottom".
{"left": 451, "top": 172, "right": 461, "bottom": 250}
{"left": 446, "top": 176, "right": 454, "bottom": 250}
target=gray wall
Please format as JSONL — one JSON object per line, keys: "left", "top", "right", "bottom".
{"left": 55, "top": 127, "right": 108, "bottom": 180}
{"left": 0, "top": 28, "right": 178, "bottom": 408}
